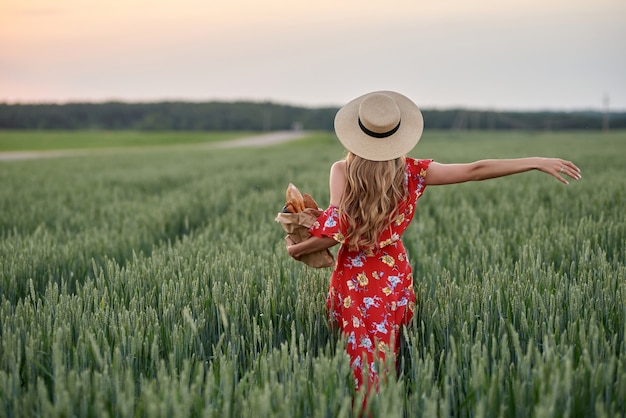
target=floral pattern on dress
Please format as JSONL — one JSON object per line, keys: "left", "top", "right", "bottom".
{"left": 309, "top": 157, "right": 433, "bottom": 390}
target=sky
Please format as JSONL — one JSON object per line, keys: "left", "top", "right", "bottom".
{"left": 1, "top": 0, "right": 625, "bottom": 111}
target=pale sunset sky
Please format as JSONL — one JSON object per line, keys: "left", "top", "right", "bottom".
{"left": 1, "top": 0, "right": 624, "bottom": 110}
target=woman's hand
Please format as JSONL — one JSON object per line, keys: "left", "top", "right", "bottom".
{"left": 285, "top": 236, "right": 301, "bottom": 260}
{"left": 535, "top": 157, "right": 581, "bottom": 185}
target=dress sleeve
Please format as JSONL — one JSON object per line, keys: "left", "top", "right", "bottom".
{"left": 308, "top": 205, "right": 346, "bottom": 244}
{"left": 407, "top": 158, "right": 433, "bottom": 198}
{"left": 411, "top": 158, "right": 433, "bottom": 179}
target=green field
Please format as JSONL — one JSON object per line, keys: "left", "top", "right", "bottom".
{"left": 0, "top": 131, "right": 255, "bottom": 152}
{"left": 0, "top": 130, "right": 624, "bottom": 417}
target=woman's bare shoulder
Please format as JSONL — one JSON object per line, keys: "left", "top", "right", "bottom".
{"left": 331, "top": 160, "right": 346, "bottom": 171}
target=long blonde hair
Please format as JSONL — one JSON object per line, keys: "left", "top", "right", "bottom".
{"left": 339, "top": 152, "right": 407, "bottom": 251}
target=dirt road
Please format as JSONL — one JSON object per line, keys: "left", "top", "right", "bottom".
{"left": 0, "top": 131, "right": 310, "bottom": 162}
{"left": 210, "top": 131, "right": 310, "bottom": 148}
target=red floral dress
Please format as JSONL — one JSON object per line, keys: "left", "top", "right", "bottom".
{"left": 309, "top": 157, "right": 432, "bottom": 390}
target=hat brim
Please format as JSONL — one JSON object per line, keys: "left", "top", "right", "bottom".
{"left": 334, "top": 91, "right": 424, "bottom": 161}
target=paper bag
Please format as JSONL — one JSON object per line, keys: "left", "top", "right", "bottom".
{"left": 275, "top": 208, "right": 335, "bottom": 268}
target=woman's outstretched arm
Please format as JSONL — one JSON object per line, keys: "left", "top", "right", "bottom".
{"left": 425, "top": 157, "right": 581, "bottom": 186}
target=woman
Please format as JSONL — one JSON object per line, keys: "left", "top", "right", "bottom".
{"left": 285, "top": 91, "right": 581, "bottom": 392}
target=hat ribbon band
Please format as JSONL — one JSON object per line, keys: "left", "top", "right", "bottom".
{"left": 358, "top": 118, "right": 401, "bottom": 138}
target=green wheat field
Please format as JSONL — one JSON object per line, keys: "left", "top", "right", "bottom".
{"left": 0, "top": 130, "right": 624, "bottom": 417}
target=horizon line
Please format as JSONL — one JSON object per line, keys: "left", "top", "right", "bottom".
{"left": 0, "top": 98, "right": 623, "bottom": 114}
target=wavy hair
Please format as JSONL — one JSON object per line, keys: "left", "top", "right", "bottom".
{"left": 339, "top": 152, "right": 407, "bottom": 251}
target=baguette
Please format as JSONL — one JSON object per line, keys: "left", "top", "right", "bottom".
{"left": 302, "top": 193, "right": 319, "bottom": 210}
{"left": 286, "top": 183, "right": 305, "bottom": 212}
{"left": 284, "top": 201, "right": 298, "bottom": 213}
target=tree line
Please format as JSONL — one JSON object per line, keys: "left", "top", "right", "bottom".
{"left": 0, "top": 101, "right": 623, "bottom": 131}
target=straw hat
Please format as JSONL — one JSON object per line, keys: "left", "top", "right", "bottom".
{"left": 334, "top": 91, "right": 424, "bottom": 161}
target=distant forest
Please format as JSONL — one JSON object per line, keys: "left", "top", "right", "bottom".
{"left": 1, "top": 101, "right": 624, "bottom": 131}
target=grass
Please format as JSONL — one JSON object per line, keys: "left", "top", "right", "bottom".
{"left": 0, "top": 130, "right": 624, "bottom": 417}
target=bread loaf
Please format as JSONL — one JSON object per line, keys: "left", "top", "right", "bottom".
{"left": 286, "top": 183, "right": 305, "bottom": 212}
{"left": 302, "top": 193, "right": 318, "bottom": 210}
